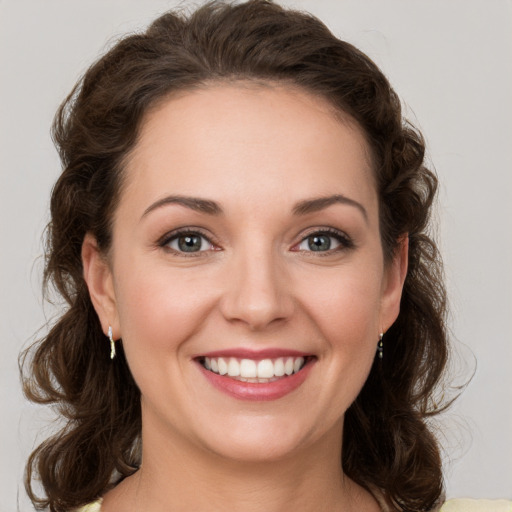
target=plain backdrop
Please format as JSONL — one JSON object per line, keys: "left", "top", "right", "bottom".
{"left": 1, "top": 0, "right": 511, "bottom": 510}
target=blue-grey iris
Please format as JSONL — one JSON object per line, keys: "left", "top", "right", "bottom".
{"left": 308, "top": 235, "right": 331, "bottom": 251}
{"left": 178, "top": 235, "right": 202, "bottom": 252}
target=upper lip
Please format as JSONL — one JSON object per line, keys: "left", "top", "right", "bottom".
{"left": 193, "top": 348, "right": 313, "bottom": 360}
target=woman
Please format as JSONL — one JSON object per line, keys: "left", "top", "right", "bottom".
{"left": 21, "top": 1, "right": 507, "bottom": 511}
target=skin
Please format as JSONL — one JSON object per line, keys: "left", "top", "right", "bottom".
{"left": 82, "top": 83, "right": 408, "bottom": 512}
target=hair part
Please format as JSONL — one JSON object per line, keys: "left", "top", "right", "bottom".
{"left": 21, "top": 2, "right": 449, "bottom": 511}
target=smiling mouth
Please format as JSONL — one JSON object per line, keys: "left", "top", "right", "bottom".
{"left": 197, "top": 356, "right": 312, "bottom": 383}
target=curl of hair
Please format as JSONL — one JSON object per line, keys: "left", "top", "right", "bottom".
{"left": 21, "top": 2, "right": 448, "bottom": 511}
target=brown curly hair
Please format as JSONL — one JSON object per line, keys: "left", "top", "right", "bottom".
{"left": 21, "top": 1, "right": 449, "bottom": 511}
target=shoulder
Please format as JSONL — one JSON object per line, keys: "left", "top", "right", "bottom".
{"left": 441, "top": 499, "right": 512, "bottom": 511}
{"left": 73, "top": 500, "right": 102, "bottom": 512}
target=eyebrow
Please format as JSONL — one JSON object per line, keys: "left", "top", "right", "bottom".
{"left": 292, "top": 194, "right": 368, "bottom": 222}
{"left": 141, "top": 193, "right": 367, "bottom": 221}
{"left": 142, "top": 195, "right": 223, "bottom": 218}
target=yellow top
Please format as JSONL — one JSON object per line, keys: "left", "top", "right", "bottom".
{"left": 75, "top": 502, "right": 102, "bottom": 512}
{"left": 441, "top": 499, "right": 512, "bottom": 511}
{"left": 75, "top": 498, "right": 512, "bottom": 511}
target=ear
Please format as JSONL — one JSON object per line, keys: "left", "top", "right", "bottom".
{"left": 82, "top": 233, "right": 120, "bottom": 338}
{"left": 379, "top": 235, "right": 409, "bottom": 332}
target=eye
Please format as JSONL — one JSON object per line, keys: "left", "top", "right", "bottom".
{"left": 295, "top": 229, "right": 353, "bottom": 253}
{"left": 161, "top": 230, "right": 214, "bottom": 254}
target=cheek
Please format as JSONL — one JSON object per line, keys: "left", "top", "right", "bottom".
{"left": 288, "top": 263, "right": 383, "bottom": 429}
{"left": 114, "top": 263, "right": 216, "bottom": 360}
{"left": 296, "top": 261, "right": 383, "bottom": 398}
{"left": 298, "top": 263, "right": 383, "bottom": 346}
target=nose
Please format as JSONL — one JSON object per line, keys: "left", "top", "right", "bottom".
{"left": 219, "top": 244, "right": 295, "bottom": 331}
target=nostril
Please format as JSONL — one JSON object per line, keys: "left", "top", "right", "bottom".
{"left": 218, "top": 267, "right": 295, "bottom": 329}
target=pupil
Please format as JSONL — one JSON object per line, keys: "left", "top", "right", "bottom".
{"left": 178, "top": 235, "right": 202, "bottom": 252}
{"left": 308, "top": 235, "right": 330, "bottom": 251}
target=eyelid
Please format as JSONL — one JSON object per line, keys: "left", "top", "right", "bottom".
{"left": 292, "top": 227, "right": 354, "bottom": 252}
{"left": 157, "top": 227, "right": 219, "bottom": 254}
{"left": 156, "top": 226, "right": 353, "bottom": 254}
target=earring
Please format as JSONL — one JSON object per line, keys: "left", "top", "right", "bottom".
{"left": 108, "top": 326, "right": 116, "bottom": 360}
{"left": 377, "top": 332, "right": 384, "bottom": 359}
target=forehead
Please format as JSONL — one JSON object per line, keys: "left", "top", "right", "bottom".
{"left": 119, "top": 83, "right": 376, "bottom": 220}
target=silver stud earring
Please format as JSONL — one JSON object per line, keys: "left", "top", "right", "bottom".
{"left": 108, "top": 326, "right": 116, "bottom": 360}
{"left": 377, "top": 332, "right": 384, "bottom": 359}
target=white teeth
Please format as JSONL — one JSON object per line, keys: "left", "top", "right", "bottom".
{"left": 284, "top": 357, "right": 294, "bottom": 376}
{"left": 274, "top": 358, "right": 285, "bottom": 377}
{"left": 227, "top": 358, "right": 240, "bottom": 377}
{"left": 294, "top": 357, "right": 304, "bottom": 373}
{"left": 218, "top": 357, "right": 228, "bottom": 375}
{"left": 203, "top": 355, "right": 307, "bottom": 379}
{"left": 240, "top": 359, "right": 257, "bottom": 378}
{"left": 257, "top": 359, "right": 274, "bottom": 379}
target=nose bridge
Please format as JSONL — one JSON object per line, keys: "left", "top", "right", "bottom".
{"left": 220, "top": 235, "right": 293, "bottom": 330}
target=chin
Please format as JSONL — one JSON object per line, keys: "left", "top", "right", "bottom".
{"left": 190, "top": 412, "right": 327, "bottom": 464}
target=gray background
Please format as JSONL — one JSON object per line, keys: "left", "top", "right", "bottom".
{"left": 1, "top": 0, "right": 511, "bottom": 510}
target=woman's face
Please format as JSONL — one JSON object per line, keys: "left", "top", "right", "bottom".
{"left": 85, "top": 84, "right": 406, "bottom": 463}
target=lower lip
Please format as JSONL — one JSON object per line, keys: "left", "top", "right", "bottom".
{"left": 198, "top": 360, "right": 315, "bottom": 401}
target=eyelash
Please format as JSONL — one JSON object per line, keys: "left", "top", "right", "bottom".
{"left": 158, "top": 227, "right": 217, "bottom": 256}
{"left": 293, "top": 228, "right": 354, "bottom": 255}
{"left": 157, "top": 227, "right": 354, "bottom": 256}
